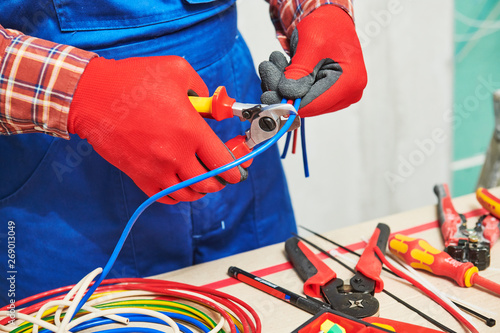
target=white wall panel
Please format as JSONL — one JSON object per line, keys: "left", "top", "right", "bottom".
{"left": 237, "top": 0, "right": 454, "bottom": 232}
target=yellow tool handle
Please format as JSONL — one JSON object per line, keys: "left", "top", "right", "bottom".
{"left": 476, "top": 187, "right": 500, "bottom": 219}
{"left": 388, "top": 234, "right": 478, "bottom": 287}
{"left": 188, "top": 95, "right": 213, "bottom": 116}
{"left": 188, "top": 86, "right": 235, "bottom": 121}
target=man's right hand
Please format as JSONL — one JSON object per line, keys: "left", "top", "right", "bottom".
{"left": 68, "top": 56, "right": 247, "bottom": 204}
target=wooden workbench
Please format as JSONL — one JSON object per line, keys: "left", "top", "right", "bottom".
{"left": 154, "top": 188, "right": 500, "bottom": 332}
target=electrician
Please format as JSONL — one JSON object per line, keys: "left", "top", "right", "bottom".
{"left": 0, "top": 0, "right": 366, "bottom": 302}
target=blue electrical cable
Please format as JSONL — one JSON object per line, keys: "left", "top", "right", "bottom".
{"left": 280, "top": 132, "right": 292, "bottom": 159}
{"left": 279, "top": 99, "right": 308, "bottom": 178}
{"left": 70, "top": 312, "right": 208, "bottom": 333}
{"left": 280, "top": 99, "right": 292, "bottom": 159}
{"left": 90, "top": 328, "right": 178, "bottom": 333}
{"left": 73, "top": 111, "right": 298, "bottom": 316}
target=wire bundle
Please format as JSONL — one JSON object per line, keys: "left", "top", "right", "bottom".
{"left": 0, "top": 268, "right": 261, "bottom": 333}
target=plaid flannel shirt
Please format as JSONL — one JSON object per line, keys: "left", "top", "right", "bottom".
{"left": 0, "top": 0, "right": 352, "bottom": 137}
{"left": 0, "top": 26, "right": 96, "bottom": 139}
{"left": 267, "top": 0, "right": 354, "bottom": 51}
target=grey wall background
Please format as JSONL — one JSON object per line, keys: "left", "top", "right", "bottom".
{"left": 237, "top": 0, "right": 454, "bottom": 232}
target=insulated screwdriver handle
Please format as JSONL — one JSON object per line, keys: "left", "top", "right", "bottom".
{"left": 189, "top": 86, "right": 236, "bottom": 121}
{"left": 390, "top": 234, "right": 500, "bottom": 296}
{"left": 477, "top": 187, "right": 500, "bottom": 219}
{"left": 389, "top": 234, "right": 477, "bottom": 287}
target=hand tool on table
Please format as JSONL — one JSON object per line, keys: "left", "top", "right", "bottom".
{"left": 476, "top": 187, "right": 500, "bottom": 226}
{"left": 389, "top": 234, "right": 500, "bottom": 296}
{"left": 285, "top": 236, "right": 380, "bottom": 318}
{"left": 189, "top": 86, "right": 301, "bottom": 168}
{"left": 287, "top": 222, "right": 458, "bottom": 332}
{"left": 299, "top": 225, "right": 496, "bottom": 328}
{"left": 228, "top": 267, "right": 440, "bottom": 333}
{"left": 301, "top": 225, "right": 496, "bottom": 328}
{"left": 434, "top": 183, "right": 497, "bottom": 270}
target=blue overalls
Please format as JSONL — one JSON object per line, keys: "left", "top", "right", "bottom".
{"left": 0, "top": 0, "right": 296, "bottom": 304}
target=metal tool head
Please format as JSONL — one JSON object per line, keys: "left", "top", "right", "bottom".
{"left": 322, "top": 278, "right": 379, "bottom": 318}
{"left": 445, "top": 239, "right": 491, "bottom": 270}
{"left": 233, "top": 102, "right": 300, "bottom": 149}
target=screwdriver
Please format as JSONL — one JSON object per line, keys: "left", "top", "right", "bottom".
{"left": 389, "top": 234, "right": 500, "bottom": 295}
{"left": 477, "top": 187, "right": 500, "bottom": 219}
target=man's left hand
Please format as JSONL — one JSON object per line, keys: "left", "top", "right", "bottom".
{"left": 260, "top": 5, "right": 367, "bottom": 117}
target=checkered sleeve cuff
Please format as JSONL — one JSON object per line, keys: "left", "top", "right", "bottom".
{"left": 268, "top": 0, "right": 354, "bottom": 52}
{"left": 0, "top": 25, "right": 97, "bottom": 139}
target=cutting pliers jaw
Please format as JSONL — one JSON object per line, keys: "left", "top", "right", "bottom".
{"left": 189, "top": 86, "right": 300, "bottom": 167}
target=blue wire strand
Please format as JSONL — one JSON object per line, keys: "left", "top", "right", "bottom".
{"left": 280, "top": 132, "right": 292, "bottom": 159}
{"left": 280, "top": 98, "right": 291, "bottom": 159}
{"left": 73, "top": 112, "right": 298, "bottom": 315}
{"left": 70, "top": 312, "right": 206, "bottom": 333}
{"left": 91, "top": 328, "right": 179, "bottom": 333}
{"left": 279, "top": 99, "right": 308, "bottom": 178}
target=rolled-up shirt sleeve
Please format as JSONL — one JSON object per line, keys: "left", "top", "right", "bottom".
{"left": 0, "top": 25, "right": 97, "bottom": 139}
{"left": 267, "top": 0, "right": 354, "bottom": 52}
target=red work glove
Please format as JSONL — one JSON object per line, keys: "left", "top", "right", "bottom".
{"left": 260, "top": 5, "right": 367, "bottom": 117}
{"left": 68, "top": 56, "right": 246, "bottom": 204}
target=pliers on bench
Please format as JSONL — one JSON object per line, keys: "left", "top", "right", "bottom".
{"left": 434, "top": 183, "right": 499, "bottom": 270}
{"left": 284, "top": 225, "right": 390, "bottom": 318}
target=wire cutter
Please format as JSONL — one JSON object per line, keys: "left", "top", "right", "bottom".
{"left": 434, "top": 183, "right": 500, "bottom": 270}
{"left": 189, "top": 86, "right": 300, "bottom": 168}
{"left": 284, "top": 232, "right": 384, "bottom": 318}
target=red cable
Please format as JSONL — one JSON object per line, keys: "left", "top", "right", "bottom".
{"left": 108, "top": 278, "right": 261, "bottom": 332}
{"left": 374, "top": 247, "right": 478, "bottom": 333}
{"left": 139, "top": 278, "right": 261, "bottom": 332}
{"left": 0, "top": 278, "right": 261, "bottom": 333}
{"left": 292, "top": 129, "right": 298, "bottom": 154}
{"left": 109, "top": 278, "right": 259, "bottom": 332}
{"left": 121, "top": 285, "right": 239, "bottom": 333}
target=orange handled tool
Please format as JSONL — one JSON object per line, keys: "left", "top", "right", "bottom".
{"left": 189, "top": 87, "right": 300, "bottom": 168}
{"left": 476, "top": 187, "right": 500, "bottom": 245}
{"left": 477, "top": 187, "right": 500, "bottom": 219}
{"left": 389, "top": 234, "right": 500, "bottom": 295}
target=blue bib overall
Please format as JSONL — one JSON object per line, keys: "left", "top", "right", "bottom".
{"left": 0, "top": 0, "right": 296, "bottom": 303}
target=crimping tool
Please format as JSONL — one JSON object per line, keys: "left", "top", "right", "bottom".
{"left": 284, "top": 224, "right": 391, "bottom": 319}
{"left": 434, "top": 183, "right": 500, "bottom": 270}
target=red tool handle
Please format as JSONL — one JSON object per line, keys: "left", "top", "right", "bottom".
{"left": 285, "top": 237, "right": 337, "bottom": 298}
{"left": 388, "top": 234, "right": 477, "bottom": 287}
{"left": 482, "top": 214, "right": 500, "bottom": 245}
{"left": 190, "top": 86, "right": 236, "bottom": 121}
{"left": 390, "top": 234, "right": 500, "bottom": 297}
{"left": 476, "top": 187, "right": 500, "bottom": 219}
{"left": 295, "top": 310, "right": 443, "bottom": 333}
{"left": 355, "top": 223, "right": 390, "bottom": 293}
{"left": 363, "top": 317, "right": 444, "bottom": 333}
{"left": 225, "top": 135, "right": 253, "bottom": 169}
{"left": 476, "top": 187, "right": 500, "bottom": 245}
{"left": 433, "top": 184, "right": 464, "bottom": 247}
